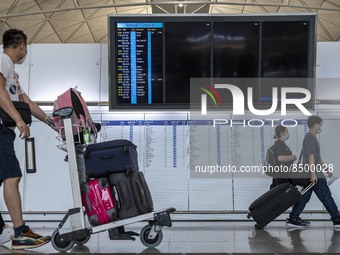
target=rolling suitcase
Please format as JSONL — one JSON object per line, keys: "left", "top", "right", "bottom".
{"left": 248, "top": 182, "right": 314, "bottom": 228}
{"left": 84, "top": 139, "right": 139, "bottom": 178}
{"left": 81, "top": 177, "right": 117, "bottom": 226}
{"left": 108, "top": 171, "right": 154, "bottom": 220}
{"left": 131, "top": 171, "right": 154, "bottom": 214}
{"left": 108, "top": 172, "right": 140, "bottom": 220}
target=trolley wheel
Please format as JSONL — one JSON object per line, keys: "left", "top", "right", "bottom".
{"left": 140, "top": 224, "right": 163, "bottom": 248}
{"left": 51, "top": 229, "right": 75, "bottom": 252}
{"left": 75, "top": 234, "right": 91, "bottom": 245}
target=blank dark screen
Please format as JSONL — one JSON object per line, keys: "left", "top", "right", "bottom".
{"left": 261, "top": 21, "right": 308, "bottom": 78}
{"left": 213, "top": 22, "right": 260, "bottom": 78}
{"left": 261, "top": 21, "right": 310, "bottom": 105}
{"left": 165, "top": 22, "right": 211, "bottom": 103}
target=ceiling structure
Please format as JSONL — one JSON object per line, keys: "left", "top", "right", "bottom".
{"left": 0, "top": 0, "right": 339, "bottom": 43}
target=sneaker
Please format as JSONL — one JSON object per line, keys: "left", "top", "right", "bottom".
{"left": 286, "top": 218, "right": 309, "bottom": 228}
{"left": 299, "top": 218, "right": 311, "bottom": 226}
{"left": 0, "top": 224, "right": 13, "bottom": 244}
{"left": 11, "top": 227, "right": 51, "bottom": 250}
{"left": 333, "top": 220, "right": 340, "bottom": 228}
{"left": 286, "top": 226, "right": 307, "bottom": 233}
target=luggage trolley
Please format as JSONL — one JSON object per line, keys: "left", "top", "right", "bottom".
{"left": 51, "top": 107, "right": 175, "bottom": 252}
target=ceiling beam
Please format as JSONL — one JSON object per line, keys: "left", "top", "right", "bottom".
{"left": 2, "top": 1, "right": 340, "bottom": 19}
{"left": 70, "top": 0, "right": 95, "bottom": 43}
{"left": 318, "top": 18, "right": 334, "bottom": 41}
{"left": 251, "top": 0, "right": 269, "bottom": 13}
{"left": 0, "top": 0, "right": 20, "bottom": 30}
{"left": 30, "top": 0, "right": 66, "bottom": 43}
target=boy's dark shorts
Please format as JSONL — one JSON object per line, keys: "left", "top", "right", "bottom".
{"left": 0, "top": 124, "right": 22, "bottom": 186}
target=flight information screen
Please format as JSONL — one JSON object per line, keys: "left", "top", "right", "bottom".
{"left": 116, "top": 22, "right": 164, "bottom": 104}
{"left": 109, "top": 15, "right": 316, "bottom": 110}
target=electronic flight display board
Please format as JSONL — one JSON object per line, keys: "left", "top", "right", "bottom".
{"left": 108, "top": 14, "right": 316, "bottom": 110}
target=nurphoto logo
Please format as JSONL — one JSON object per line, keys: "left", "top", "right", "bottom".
{"left": 200, "top": 84, "right": 312, "bottom": 116}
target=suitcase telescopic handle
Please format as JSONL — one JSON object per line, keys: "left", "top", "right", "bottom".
{"left": 301, "top": 182, "right": 315, "bottom": 195}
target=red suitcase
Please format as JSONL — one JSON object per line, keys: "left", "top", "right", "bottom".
{"left": 81, "top": 177, "right": 117, "bottom": 226}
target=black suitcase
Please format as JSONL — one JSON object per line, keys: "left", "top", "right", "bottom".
{"left": 84, "top": 139, "right": 139, "bottom": 178}
{"left": 131, "top": 171, "right": 154, "bottom": 214}
{"left": 108, "top": 171, "right": 153, "bottom": 220}
{"left": 108, "top": 172, "right": 140, "bottom": 220}
{"left": 248, "top": 182, "right": 314, "bottom": 228}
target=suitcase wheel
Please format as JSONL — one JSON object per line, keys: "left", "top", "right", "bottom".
{"left": 125, "top": 167, "right": 132, "bottom": 175}
{"left": 247, "top": 213, "right": 252, "bottom": 219}
{"left": 123, "top": 145, "right": 129, "bottom": 154}
{"left": 90, "top": 219, "right": 99, "bottom": 226}
{"left": 254, "top": 224, "right": 263, "bottom": 229}
{"left": 99, "top": 177, "right": 109, "bottom": 188}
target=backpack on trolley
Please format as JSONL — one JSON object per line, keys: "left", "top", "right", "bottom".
{"left": 53, "top": 88, "right": 98, "bottom": 143}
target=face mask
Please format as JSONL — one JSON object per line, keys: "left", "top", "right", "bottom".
{"left": 317, "top": 125, "right": 322, "bottom": 134}
{"left": 283, "top": 132, "right": 289, "bottom": 141}
{"left": 17, "top": 52, "right": 26, "bottom": 65}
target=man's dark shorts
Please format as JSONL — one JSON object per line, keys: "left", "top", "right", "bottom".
{"left": 0, "top": 124, "right": 22, "bottom": 185}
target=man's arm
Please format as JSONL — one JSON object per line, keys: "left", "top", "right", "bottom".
{"left": 278, "top": 155, "right": 297, "bottom": 163}
{"left": 308, "top": 154, "right": 318, "bottom": 183}
{"left": 22, "top": 93, "right": 47, "bottom": 122}
{"left": 0, "top": 74, "right": 30, "bottom": 138}
{"left": 22, "top": 93, "right": 54, "bottom": 128}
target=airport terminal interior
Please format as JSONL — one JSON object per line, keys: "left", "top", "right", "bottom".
{"left": 2, "top": 1, "right": 340, "bottom": 254}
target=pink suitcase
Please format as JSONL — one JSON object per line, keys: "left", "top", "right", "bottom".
{"left": 81, "top": 177, "right": 117, "bottom": 226}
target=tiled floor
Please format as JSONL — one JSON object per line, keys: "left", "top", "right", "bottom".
{"left": 0, "top": 220, "right": 340, "bottom": 254}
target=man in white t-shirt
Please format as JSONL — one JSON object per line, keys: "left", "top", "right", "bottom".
{"left": 0, "top": 29, "right": 52, "bottom": 250}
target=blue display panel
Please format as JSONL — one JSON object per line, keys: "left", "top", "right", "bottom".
{"left": 116, "top": 22, "right": 163, "bottom": 105}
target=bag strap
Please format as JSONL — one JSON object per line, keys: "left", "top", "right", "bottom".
{"left": 297, "top": 149, "right": 303, "bottom": 165}
{"left": 15, "top": 72, "right": 25, "bottom": 103}
{"left": 272, "top": 144, "right": 279, "bottom": 165}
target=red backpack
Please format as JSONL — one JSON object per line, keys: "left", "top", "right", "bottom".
{"left": 53, "top": 88, "right": 97, "bottom": 143}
